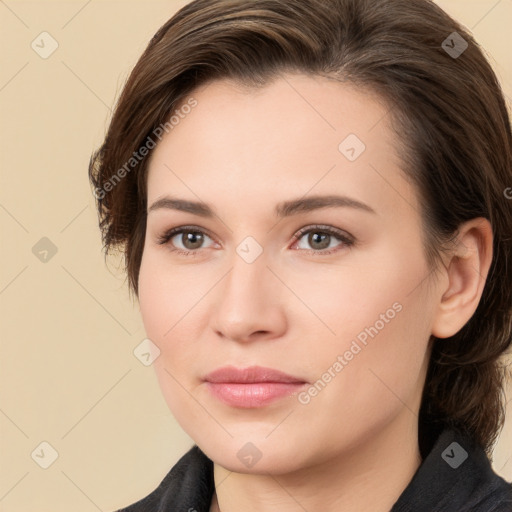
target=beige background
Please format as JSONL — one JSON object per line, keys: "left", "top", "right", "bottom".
{"left": 0, "top": 1, "right": 511, "bottom": 510}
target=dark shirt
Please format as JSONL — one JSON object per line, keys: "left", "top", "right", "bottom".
{"left": 115, "top": 428, "right": 512, "bottom": 511}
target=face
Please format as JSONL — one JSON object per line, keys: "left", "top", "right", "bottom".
{"left": 138, "top": 74, "right": 438, "bottom": 474}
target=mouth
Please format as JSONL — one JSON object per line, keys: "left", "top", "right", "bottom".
{"left": 203, "top": 365, "right": 308, "bottom": 408}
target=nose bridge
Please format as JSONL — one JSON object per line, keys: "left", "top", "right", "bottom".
{"left": 222, "top": 245, "right": 271, "bottom": 310}
{"left": 223, "top": 232, "right": 269, "bottom": 293}
{"left": 212, "top": 243, "right": 283, "bottom": 340}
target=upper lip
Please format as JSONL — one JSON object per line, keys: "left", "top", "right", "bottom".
{"left": 203, "top": 365, "right": 307, "bottom": 384}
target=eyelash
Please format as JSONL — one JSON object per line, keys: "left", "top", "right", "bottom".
{"left": 156, "top": 224, "right": 355, "bottom": 257}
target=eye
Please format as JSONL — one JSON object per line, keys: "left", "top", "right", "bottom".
{"left": 291, "top": 225, "right": 354, "bottom": 255}
{"left": 156, "top": 226, "right": 216, "bottom": 256}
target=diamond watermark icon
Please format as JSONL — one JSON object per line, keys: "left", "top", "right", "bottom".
{"left": 134, "top": 338, "right": 161, "bottom": 366}
{"left": 32, "top": 237, "right": 58, "bottom": 263}
{"left": 31, "top": 32, "right": 59, "bottom": 59}
{"left": 31, "top": 441, "right": 59, "bottom": 469}
{"left": 441, "top": 441, "right": 468, "bottom": 469}
{"left": 237, "top": 442, "right": 263, "bottom": 468}
{"left": 236, "top": 236, "right": 263, "bottom": 264}
{"left": 339, "top": 134, "right": 366, "bottom": 162}
{"left": 441, "top": 32, "right": 468, "bottom": 59}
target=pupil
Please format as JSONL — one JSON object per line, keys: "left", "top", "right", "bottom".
{"left": 310, "top": 232, "right": 329, "bottom": 250}
{"left": 184, "top": 231, "right": 203, "bottom": 249}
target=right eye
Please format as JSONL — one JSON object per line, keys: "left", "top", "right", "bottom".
{"left": 157, "top": 226, "right": 216, "bottom": 256}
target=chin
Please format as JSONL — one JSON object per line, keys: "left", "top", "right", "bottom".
{"left": 204, "top": 440, "right": 304, "bottom": 474}
{"left": 192, "top": 427, "right": 317, "bottom": 475}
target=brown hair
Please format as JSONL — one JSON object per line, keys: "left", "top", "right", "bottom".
{"left": 88, "top": 0, "right": 512, "bottom": 456}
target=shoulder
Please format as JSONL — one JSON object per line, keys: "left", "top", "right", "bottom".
{"left": 392, "top": 428, "right": 512, "bottom": 512}
{"left": 462, "top": 437, "right": 512, "bottom": 511}
{"left": 467, "top": 475, "right": 512, "bottom": 512}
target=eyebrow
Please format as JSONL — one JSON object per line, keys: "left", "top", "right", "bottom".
{"left": 148, "top": 194, "right": 376, "bottom": 218}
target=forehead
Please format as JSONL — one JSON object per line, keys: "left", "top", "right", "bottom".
{"left": 145, "top": 74, "right": 418, "bottom": 220}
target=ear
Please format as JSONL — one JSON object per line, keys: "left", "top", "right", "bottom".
{"left": 431, "top": 218, "right": 493, "bottom": 339}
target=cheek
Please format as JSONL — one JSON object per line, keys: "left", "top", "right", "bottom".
{"left": 138, "top": 252, "right": 208, "bottom": 424}
{"left": 309, "top": 273, "right": 433, "bottom": 432}
{"left": 297, "top": 242, "right": 433, "bottom": 402}
{"left": 138, "top": 249, "right": 205, "bottom": 339}
{"left": 138, "top": 256, "right": 167, "bottom": 340}
{"left": 138, "top": 249, "right": 217, "bottom": 376}
{"left": 285, "top": 249, "right": 429, "bottom": 349}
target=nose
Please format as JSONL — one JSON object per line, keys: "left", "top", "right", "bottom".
{"left": 211, "top": 251, "right": 287, "bottom": 344}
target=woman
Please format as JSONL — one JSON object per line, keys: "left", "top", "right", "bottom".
{"left": 88, "top": 0, "right": 512, "bottom": 510}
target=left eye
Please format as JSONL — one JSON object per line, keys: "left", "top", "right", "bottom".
{"left": 158, "top": 228, "right": 216, "bottom": 254}
{"left": 157, "top": 225, "right": 354, "bottom": 255}
{"left": 292, "top": 226, "right": 354, "bottom": 254}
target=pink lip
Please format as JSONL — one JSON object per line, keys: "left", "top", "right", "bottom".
{"left": 203, "top": 365, "right": 308, "bottom": 408}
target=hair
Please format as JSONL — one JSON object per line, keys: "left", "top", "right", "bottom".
{"left": 88, "top": 0, "right": 512, "bottom": 457}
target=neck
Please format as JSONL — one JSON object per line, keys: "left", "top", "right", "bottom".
{"left": 210, "top": 410, "right": 422, "bottom": 512}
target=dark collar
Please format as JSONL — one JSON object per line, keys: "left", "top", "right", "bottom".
{"left": 391, "top": 428, "right": 512, "bottom": 511}
{"left": 117, "top": 428, "right": 512, "bottom": 512}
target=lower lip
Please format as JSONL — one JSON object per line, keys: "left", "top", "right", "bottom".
{"left": 205, "top": 382, "right": 307, "bottom": 408}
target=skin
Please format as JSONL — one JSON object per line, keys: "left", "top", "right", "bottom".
{"left": 137, "top": 74, "right": 493, "bottom": 512}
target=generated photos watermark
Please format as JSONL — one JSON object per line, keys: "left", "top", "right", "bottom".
{"left": 298, "top": 301, "right": 403, "bottom": 405}
{"left": 94, "top": 97, "right": 198, "bottom": 200}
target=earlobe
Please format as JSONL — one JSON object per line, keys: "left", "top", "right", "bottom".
{"left": 431, "top": 218, "right": 493, "bottom": 339}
